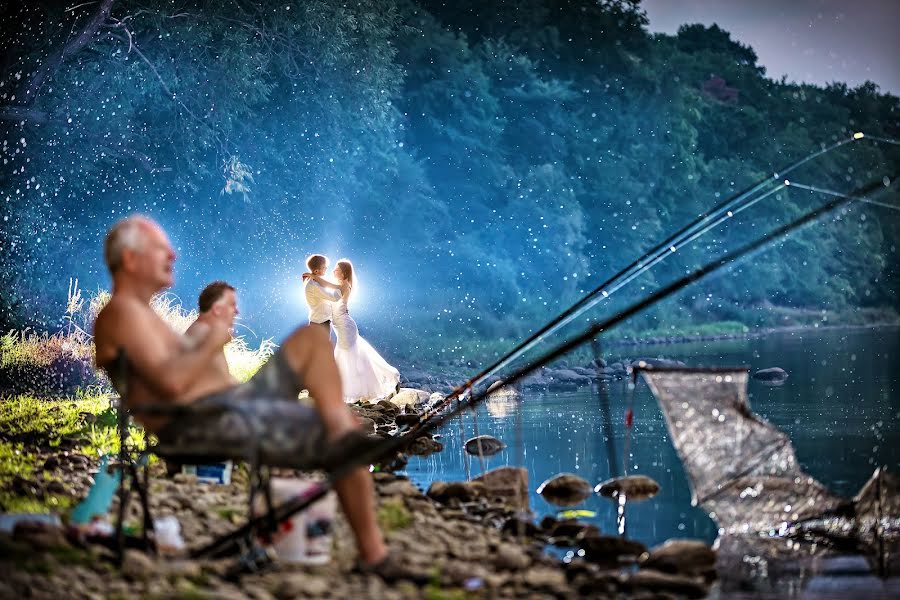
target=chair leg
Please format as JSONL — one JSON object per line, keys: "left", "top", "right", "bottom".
{"left": 114, "top": 471, "right": 131, "bottom": 565}
{"left": 260, "top": 465, "right": 277, "bottom": 543}
{"left": 135, "top": 462, "right": 155, "bottom": 550}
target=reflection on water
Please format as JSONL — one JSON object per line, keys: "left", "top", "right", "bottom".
{"left": 404, "top": 326, "right": 900, "bottom": 592}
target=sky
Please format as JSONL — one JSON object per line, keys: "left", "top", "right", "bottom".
{"left": 641, "top": 0, "right": 900, "bottom": 95}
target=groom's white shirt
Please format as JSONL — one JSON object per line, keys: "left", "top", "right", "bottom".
{"left": 304, "top": 279, "right": 336, "bottom": 324}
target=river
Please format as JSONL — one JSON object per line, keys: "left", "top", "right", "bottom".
{"left": 404, "top": 325, "right": 899, "bottom": 595}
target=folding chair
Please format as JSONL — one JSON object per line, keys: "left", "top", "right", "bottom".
{"left": 106, "top": 349, "right": 278, "bottom": 567}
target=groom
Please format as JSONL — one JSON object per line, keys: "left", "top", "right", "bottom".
{"left": 304, "top": 254, "right": 337, "bottom": 334}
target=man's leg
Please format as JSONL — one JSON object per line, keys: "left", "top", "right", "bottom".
{"left": 279, "top": 325, "right": 388, "bottom": 565}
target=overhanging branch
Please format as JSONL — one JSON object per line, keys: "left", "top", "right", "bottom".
{"left": 20, "top": 0, "right": 116, "bottom": 106}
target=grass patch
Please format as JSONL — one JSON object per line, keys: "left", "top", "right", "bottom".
{"left": 212, "top": 506, "right": 244, "bottom": 523}
{"left": 0, "top": 330, "right": 94, "bottom": 370}
{"left": 631, "top": 319, "right": 749, "bottom": 339}
{"left": 377, "top": 498, "right": 412, "bottom": 531}
{"left": 0, "top": 441, "right": 33, "bottom": 484}
{"left": 424, "top": 585, "right": 475, "bottom": 600}
{"left": 0, "top": 440, "right": 77, "bottom": 512}
{"left": 0, "top": 389, "right": 113, "bottom": 447}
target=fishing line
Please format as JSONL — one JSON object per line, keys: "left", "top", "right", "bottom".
{"left": 195, "top": 173, "right": 896, "bottom": 559}
{"left": 416, "top": 133, "right": 894, "bottom": 425}
{"left": 787, "top": 181, "right": 900, "bottom": 211}
{"left": 588, "top": 183, "right": 788, "bottom": 309}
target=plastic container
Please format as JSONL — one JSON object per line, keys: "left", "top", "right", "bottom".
{"left": 182, "top": 460, "right": 233, "bottom": 484}
{"left": 255, "top": 477, "right": 336, "bottom": 564}
{"left": 153, "top": 515, "right": 186, "bottom": 555}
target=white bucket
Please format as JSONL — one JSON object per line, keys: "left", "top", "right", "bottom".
{"left": 256, "top": 477, "right": 337, "bottom": 565}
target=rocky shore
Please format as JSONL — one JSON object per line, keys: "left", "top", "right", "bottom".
{"left": 400, "top": 357, "right": 687, "bottom": 395}
{"left": 0, "top": 390, "right": 718, "bottom": 599}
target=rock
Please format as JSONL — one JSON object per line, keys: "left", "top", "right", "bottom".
{"left": 121, "top": 549, "right": 157, "bottom": 580}
{"left": 162, "top": 559, "right": 203, "bottom": 579}
{"left": 591, "top": 357, "right": 608, "bottom": 369}
{"left": 464, "top": 435, "right": 507, "bottom": 457}
{"left": 594, "top": 475, "right": 661, "bottom": 502}
{"left": 378, "top": 478, "right": 421, "bottom": 499}
{"left": 578, "top": 533, "right": 647, "bottom": 566}
{"left": 539, "top": 515, "right": 559, "bottom": 533}
{"left": 356, "top": 417, "right": 377, "bottom": 433}
{"left": 501, "top": 516, "right": 541, "bottom": 537}
{"left": 390, "top": 388, "right": 430, "bottom": 409}
{"left": 394, "top": 414, "right": 420, "bottom": 427}
{"left": 546, "top": 519, "right": 600, "bottom": 545}
{"left": 570, "top": 366, "right": 596, "bottom": 377}
{"left": 42, "top": 456, "right": 60, "bottom": 471}
{"left": 442, "top": 559, "right": 489, "bottom": 586}
{"left": 540, "top": 368, "right": 584, "bottom": 391}
{"left": 520, "top": 373, "right": 550, "bottom": 390}
{"left": 641, "top": 539, "right": 716, "bottom": 581}
{"left": 621, "top": 569, "right": 709, "bottom": 599}
{"left": 537, "top": 473, "right": 592, "bottom": 507}
{"left": 275, "top": 573, "right": 331, "bottom": 598}
{"left": 486, "top": 379, "right": 506, "bottom": 394}
{"left": 523, "top": 566, "right": 569, "bottom": 594}
{"left": 752, "top": 367, "right": 789, "bottom": 385}
{"left": 473, "top": 467, "right": 529, "bottom": 512}
{"left": 549, "top": 369, "right": 591, "bottom": 384}
{"left": 172, "top": 473, "right": 198, "bottom": 485}
{"left": 373, "top": 399, "right": 400, "bottom": 415}
{"left": 12, "top": 520, "right": 69, "bottom": 551}
{"left": 427, "top": 480, "right": 484, "bottom": 503}
{"left": 631, "top": 358, "right": 687, "bottom": 369}
{"left": 240, "top": 583, "right": 277, "bottom": 600}
{"left": 170, "top": 492, "right": 194, "bottom": 510}
{"left": 406, "top": 435, "right": 444, "bottom": 456}
{"left": 494, "top": 544, "right": 532, "bottom": 571}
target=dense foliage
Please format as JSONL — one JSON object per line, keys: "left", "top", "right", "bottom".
{"left": 2, "top": 0, "right": 897, "bottom": 361}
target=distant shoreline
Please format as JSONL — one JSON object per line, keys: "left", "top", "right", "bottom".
{"left": 607, "top": 320, "right": 900, "bottom": 347}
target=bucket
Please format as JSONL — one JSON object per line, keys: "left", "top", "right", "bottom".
{"left": 256, "top": 477, "right": 337, "bottom": 564}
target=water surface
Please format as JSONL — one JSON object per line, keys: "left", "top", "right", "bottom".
{"left": 405, "top": 326, "right": 900, "bottom": 551}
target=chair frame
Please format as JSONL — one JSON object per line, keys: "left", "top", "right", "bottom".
{"left": 107, "top": 350, "right": 278, "bottom": 565}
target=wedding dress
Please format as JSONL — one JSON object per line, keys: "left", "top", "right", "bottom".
{"left": 332, "top": 292, "right": 400, "bottom": 403}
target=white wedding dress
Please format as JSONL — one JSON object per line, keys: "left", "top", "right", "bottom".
{"left": 332, "top": 292, "right": 400, "bottom": 403}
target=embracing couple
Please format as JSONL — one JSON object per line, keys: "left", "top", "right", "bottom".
{"left": 303, "top": 254, "right": 400, "bottom": 403}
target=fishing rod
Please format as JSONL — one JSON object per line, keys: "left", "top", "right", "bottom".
{"left": 194, "top": 172, "right": 895, "bottom": 560}
{"left": 412, "top": 132, "right": 895, "bottom": 426}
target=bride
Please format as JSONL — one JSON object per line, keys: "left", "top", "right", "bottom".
{"left": 303, "top": 259, "right": 400, "bottom": 403}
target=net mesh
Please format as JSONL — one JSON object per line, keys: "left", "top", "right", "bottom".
{"left": 640, "top": 368, "right": 844, "bottom": 533}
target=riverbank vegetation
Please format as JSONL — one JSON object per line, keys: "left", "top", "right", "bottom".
{"left": 1, "top": 0, "right": 897, "bottom": 359}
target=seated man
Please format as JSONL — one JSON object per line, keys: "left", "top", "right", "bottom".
{"left": 184, "top": 280, "right": 240, "bottom": 388}
{"left": 93, "top": 216, "right": 413, "bottom": 580}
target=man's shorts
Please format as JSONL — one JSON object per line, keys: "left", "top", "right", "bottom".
{"left": 156, "top": 349, "right": 327, "bottom": 470}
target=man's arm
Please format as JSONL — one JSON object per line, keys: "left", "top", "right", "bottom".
{"left": 307, "top": 280, "right": 338, "bottom": 300}
{"left": 95, "top": 300, "right": 231, "bottom": 400}
{"left": 308, "top": 274, "right": 342, "bottom": 291}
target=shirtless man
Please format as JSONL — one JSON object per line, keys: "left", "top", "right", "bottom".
{"left": 93, "top": 216, "right": 415, "bottom": 580}
{"left": 185, "top": 281, "right": 239, "bottom": 387}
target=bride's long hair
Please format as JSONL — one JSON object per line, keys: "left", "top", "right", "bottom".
{"left": 336, "top": 259, "right": 354, "bottom": 287}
